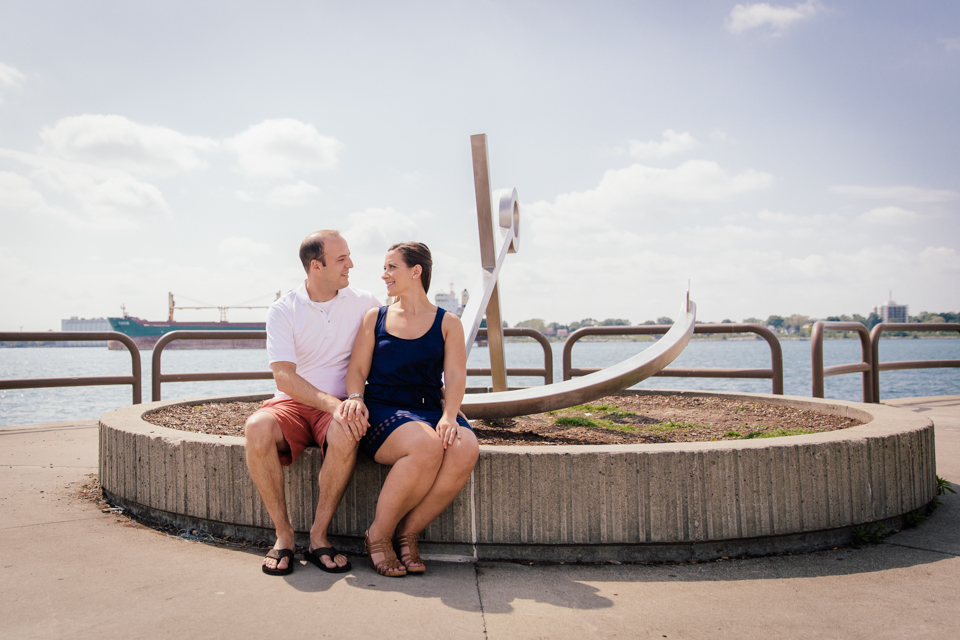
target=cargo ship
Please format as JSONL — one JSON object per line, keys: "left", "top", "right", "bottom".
{"left": 107, "top": 292, "right": 276, "bottom": 350}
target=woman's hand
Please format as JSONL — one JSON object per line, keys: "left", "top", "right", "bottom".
{"left": 436, "top": 415, "right": 461, "bottom": 449}
{"left": 336, "top": 397, "right": 369, "bottom": 441}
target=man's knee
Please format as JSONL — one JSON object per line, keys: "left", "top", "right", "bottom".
{"left": 245, "top": 411, "right": 282, "bottom": 450}
{"left": 325, "top": 421, "right": 359, "bottom": 459}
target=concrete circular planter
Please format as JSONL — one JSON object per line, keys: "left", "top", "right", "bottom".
{"left": 99, "top": 390, "right": 936, "bottom": 562}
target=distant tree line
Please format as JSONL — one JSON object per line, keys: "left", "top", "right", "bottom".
{"left": 510, "top": 311, "right": 960, "bottom": 339}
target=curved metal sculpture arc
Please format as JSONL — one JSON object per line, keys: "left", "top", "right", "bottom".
{"left": 461, "top": 297, "right": 697, "bottom": 420}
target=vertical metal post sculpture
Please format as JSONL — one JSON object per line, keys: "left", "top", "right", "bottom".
{"left": 460, "top": 134, "right": 520, "bottom": 392}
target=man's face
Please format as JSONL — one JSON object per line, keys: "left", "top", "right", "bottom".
{"left": 314, "top": 235, "right": 353, "bottom": 290}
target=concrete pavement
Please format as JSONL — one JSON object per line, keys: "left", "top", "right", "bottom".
{"left": 2, "top": 396, "right": 959, "bottom": 639}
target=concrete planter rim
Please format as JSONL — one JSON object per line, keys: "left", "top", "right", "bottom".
{"left": 104, "top": 389, "right": 927, "bottom": 454}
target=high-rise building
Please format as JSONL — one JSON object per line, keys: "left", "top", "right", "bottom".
{"left": 879, "top": 293, "right": 908, "bottom": 323}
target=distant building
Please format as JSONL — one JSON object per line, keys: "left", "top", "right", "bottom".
{"left": 878, "top": 293, "right": 908, "bottom": 323}
{"left": 60, "top": 316, "right": 111, "bottom": 347}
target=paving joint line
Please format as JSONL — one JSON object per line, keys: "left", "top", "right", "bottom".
{"left": 473, "top": 563, "right": 488, "bottom": 639}
{"left": 884, "top": 541, "right": 960, "bottom": 558}
{"left": 1, "top": 465, "right": 98, "bottom": 469}
{"left": 0, "top": 515, "right": 112, "bottom": 531}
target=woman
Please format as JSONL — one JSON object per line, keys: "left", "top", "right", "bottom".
{"left": 337, "top": 242, "right": 479, "bottom": 577}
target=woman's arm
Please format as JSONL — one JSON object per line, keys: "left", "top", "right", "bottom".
{"left": 338, "top": 307, "right": 379, "bottom": 440}
{"left": 437, "top": 312, "right": 467, "bottom": 448}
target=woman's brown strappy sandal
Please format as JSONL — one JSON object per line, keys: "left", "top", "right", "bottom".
{"left": 364, "top": 530, "right": 407, "bottom": 577}
{"left": 394, "top": 531, "right": 426, "bottom": 574}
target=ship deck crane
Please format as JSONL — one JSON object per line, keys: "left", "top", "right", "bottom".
{"left": 168, "top": 292, "right": 281, "bottom": 322}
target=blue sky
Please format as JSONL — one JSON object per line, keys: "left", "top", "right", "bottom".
{"left": 1, "top": 1, "right": 958, "bottom": 330}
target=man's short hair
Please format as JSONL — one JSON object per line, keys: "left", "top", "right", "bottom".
{"left": 299, "top": 230, "right": 341, "bottom": 273}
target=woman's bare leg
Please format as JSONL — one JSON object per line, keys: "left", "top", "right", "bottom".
{"left": 398, "top": 428, "right": 479, "bottom": 537}
{"left": 366, "top": 421, "right": 443, "bottom": 567}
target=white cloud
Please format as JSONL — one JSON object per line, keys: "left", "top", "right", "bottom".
{"left": 265, "top": 180, "right": 321, "bottom": 206}
{"left": 0, "top": 171, "right": 79, "bottom": 225}
{"left": 0, "top": 62, "right": 25, "bottom": 88}
{"left": 726, "top": 1, "right": 824, "bottom": 36}
{"left": 942, "top": 38, "right": 960, "bottom": 52}
{"left": 628, "top": 130, "right": 700, "bottom": 159}
{"left": 0, "top": 171, "right": 50, "bottom": 211}
{"left": 225, "top": 119, "right": 342, "bottom": 180}
{"left": 0, "top": 62, "right": 26, "bottom": 108}
{"left": 38, "top": 114, "right": 218, "bottom": 176}
{"left": 0, "top": 62, "right": 26, "bottom": 104}
{"left": 858, "top": 206, "right": 918, "bottom": 224}
{"left": 919, "top": 246, "right": 960, "bottom": 273}
{"left": 831, "top": 184, "right": 959, "bottom": 203}
{"left": 235, "top": 190, "right": 254, "bottom": 202}
{"left": 0, "top": 149, "right": 170, "bottom": 226}
{"left": 537, "top": 160, "right": 773, "bottom": 228}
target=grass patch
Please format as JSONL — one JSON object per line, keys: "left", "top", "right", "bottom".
{"left": 740, "top": 426, "right": 814, "bottom": 439}
{"left": 600, "top": 408, "right": 636, "bottom": 420}
{"left": 548, "top": 403, "right": 638, "bottom": 421}
{"left": 648, "top": 420, "right": 700, "bottom": 432}
{"left": 560, "top": 403, "right": 621, "bottom": 413}
{"left": 554, "top": 416, "right": 599, "bottom": 427}
{"left": 553, "top": 415, "right": 645, "bottom": 433}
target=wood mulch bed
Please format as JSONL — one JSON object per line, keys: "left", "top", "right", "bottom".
{"left": 144, "top": 393, "right": 862, "bottom": 446}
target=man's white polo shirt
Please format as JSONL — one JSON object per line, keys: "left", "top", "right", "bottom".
{"left": 267, "top": 282, "right": 379, "bottom": 401}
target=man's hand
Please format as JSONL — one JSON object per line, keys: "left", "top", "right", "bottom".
{"left": 335, "top": 398, "right": 369, "bottom": 441}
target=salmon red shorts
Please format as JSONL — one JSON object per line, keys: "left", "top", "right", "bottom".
{"left": 256, "top": 397, "right": 334, "bottom": 466}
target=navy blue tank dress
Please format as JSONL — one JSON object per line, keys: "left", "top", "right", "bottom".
{"left": 359, "top": 306, "right": 472, "bottom": 459}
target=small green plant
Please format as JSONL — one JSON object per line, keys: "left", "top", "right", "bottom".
{"left": 724, "top": 430, "right": 742, "bottom": 438}
{"left": 936, "top": 475, "right": 956, "bottom": 496}
{"left": 852, "top": 522, "right": 887, "bottom": 546}
{"left": 906, "top": 512, "right": 927, "bottom": 528}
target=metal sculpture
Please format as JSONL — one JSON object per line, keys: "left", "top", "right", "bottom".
{"left": 459, "top": 134, "right": 697, "bottom": 419}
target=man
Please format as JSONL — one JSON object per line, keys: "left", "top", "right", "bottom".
{"left": 244, "top": 230, "right": 379, "bottom": 575}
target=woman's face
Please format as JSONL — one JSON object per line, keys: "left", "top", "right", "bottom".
{"left": 382, "top": 249, "right": 420, "bottom": 296}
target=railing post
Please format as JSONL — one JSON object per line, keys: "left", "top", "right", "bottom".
{"left": 811, "top": 321, "right": 873, "bottom": 403}
{"left": 869, "top": 322, "right": 960, "bottom": 403}
{"left": 812, "top": 322, "right": 825, "bottom": 398}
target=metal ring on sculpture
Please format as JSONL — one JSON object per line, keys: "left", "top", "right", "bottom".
{"left": 461, "top": 298, "right": 697, "bottom": 420}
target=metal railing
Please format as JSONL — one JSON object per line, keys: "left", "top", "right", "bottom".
{"left": 561, "top": 324, "right": 784, "bottom": 394}
{"left": 870, "top": 322, "right": 960, "bottom": 402}
{"left": 151, "top": 331, "right": 272, "bottom": 401}
{"left": 468, "top": 327, "right": 554, "bottom": 385}
{"left": 0, "top": 331, "right": 142, "bottom": 404}
{"left": 811, "top": 321, "right": 873, "bottom": 403}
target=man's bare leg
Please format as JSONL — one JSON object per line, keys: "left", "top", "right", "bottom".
{"left": 307, "top": 420, "right": 359, "bottom": 569}
{"left": 245, "top": 411, "right": 294, "bottom": 572}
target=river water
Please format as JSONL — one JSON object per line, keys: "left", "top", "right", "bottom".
{"left": 1, "top": 338, "right": 958, "bottom": 428}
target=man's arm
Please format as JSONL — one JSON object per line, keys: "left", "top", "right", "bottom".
{"left": 270, "top": 361, "right": 342, "bottom": 416}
